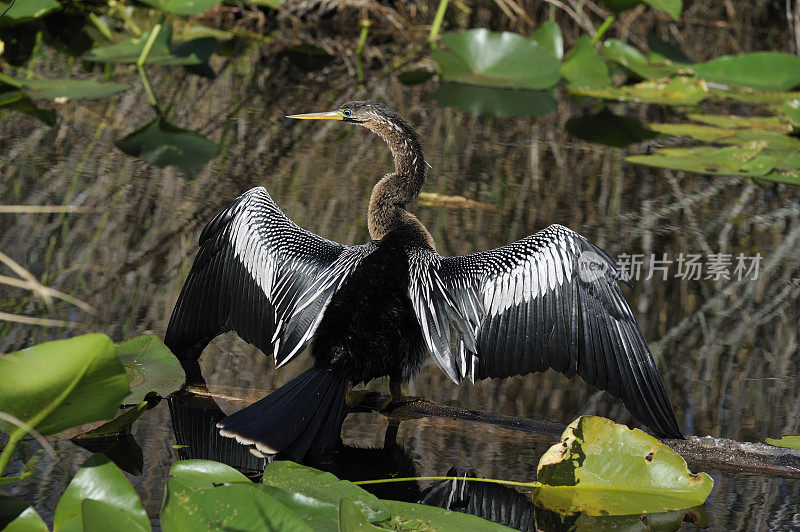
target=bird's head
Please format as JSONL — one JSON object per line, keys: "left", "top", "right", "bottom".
{"left": 287, "top": 101, "right": 410, "bottom": 136}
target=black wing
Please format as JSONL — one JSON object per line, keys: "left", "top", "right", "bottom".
{"left": 165, "top": 187, "right": 374, "bottom": 368}
{"left": 408, "top": 224, "right": 681, "bottom": 437}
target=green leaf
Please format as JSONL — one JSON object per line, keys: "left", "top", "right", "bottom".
{"left": 433, "top": 29, "right": 561, "bottom": 90}
{"left": 0, "top": 334, "right": 130, "bottom": 437}
{"left": 115, "top": 335, "right": 183, "bottom": 403}
{"left": 72, "top": 401, "right": 149, "bottom": 442}
{"left": 642, "top": 0, "right": 682, "bottom": 20}
{"left": 397, "top": 69, "right": 435, "bottom": 86}
{"left": 83, "top": 26, "right": 216, "bottom": 65}
{"left": 783, "top": 99, "right": 800, "bottom": 130}
{"left": 0, "top": 93, "right": 57, "bottom": 125}
{"left": 115, "top": 117, "right": 218, "bottom": 178}
{"left": 766, "top": 436, "right": 800, "bottom": 449}
{"left": 0, "top": 495, "right": 48, "bottom": 532}
{"left": 137, "top": 0, "right": 221, "bottom": 15}
{"left": 0, "top": 73, "right": 129, "bottom": 100}
{"left": 53, "top": 454, "right": 150, "bottom": 532}
{"left": 694, "top": 52, "right": 800, "bottom": 92}
{"left": 561, "top": 35, "right": 610, "bottom": 90}
{"left": 379, "top": 500, "right": 514, "bottom": 531}
{"left": 626, "top": 141, "right": 776, "bottom": 178}
{"left": 572, "top": 76, "right": 708, "bottom": 105}
{"left": 262, "top": 461, "right": 389, "bottom": 523}
{"left": 162, "top": 461, "right": 311, "bottom": 531}
{"left": 534, "top": 416, "right": 713, "bottom": 516}
{"left": 565, "top": 108, "right": 658, "bottom": 147}
{"left": 0, "top": 0, "right": 59, "bottom": 23}
{"left": 530, "top": 21, "right": 563, "bottom": 60}
{"left": 601, "top": 39, "right": 685, "bottom": 79}
{"left": 338, "top": 498, "right": 382, "bottom": 532}
{"left": 434, "top": 82, "right": 557, "bottom": 118}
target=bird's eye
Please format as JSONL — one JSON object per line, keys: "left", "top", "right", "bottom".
{"left": 341, "top": 109, "right": 352, "bottom": 118}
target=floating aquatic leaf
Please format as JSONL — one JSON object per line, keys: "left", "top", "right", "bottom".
{"left": 766, "top": 436, "right": 800, "bottom": 448}
{"left": 530, "top": 21, "right": 563, "bottom": 60}
{"left": 566, "top": 108, "right": 658, "bottom": 147}
{"left": 561, "top": 36, "right": 610, "bottom": 90}
{"left": 694, "top": 52, "right": 800, "bottom": 92}
{"left": 137, "top": 0, "right": 221, "bottom": 15}
{"left": 0, "top": 92, "right": 56, "bottom": 125}
{"left": 0, "top": 73, "right": 129, "bottom": 100}
{"left": 83, "top": 25, "right": 216, "bottom": 65}
{"left": 573, "top": 76, "right": 707, "bottom": 105}
{"left": 379, "top": 500, "right": 513, "bottom": 531}
{"left": 0, "top": 496, "right": 48, "bottom": 532}
{"left": 0, "top": 0, "right": 59, "bottom": 23}
{"left": 534, "top": 416, "right": 713, "bottom": 516}
{"left": 115, "top": 117, "right": 218, "bottom": 178}
{"left": 601, "top": 39, "right": 685, "bottom": 80}
{"left": 783, "top": 99, "right": 800, "bottom": 130}
{"left": 647, "top": 33, "right": 691, "bottom": 63}
{"left": 52, "top": 454, "right": 150, "bottom": 532}
{"left": 706, "top": 86, "right": 800, "bottom": 105}
{"left": 434, "top": 82, "right": 557, "bottom": 118}
{"left": 338, "top": 498, "right": 382, "bottom": 531}
{"left": 626, "top": 141, "right": 776, "bottom": 177}
{"left": 433, "top": 29, "right": 561, "bottom": 90}
{"left": 263, "top": 461, "right": 389, "bottom": 522}
{"left": 72, "top": 401, "right": 149, "bottom": 443}
{"left": 115, "top": 335, "right": 184, "bottom": 403}
{"left": 0, "top": 334, "right": 130, "bottom": 437}
{"left": 686, "top": 113, "right": 790, "bottom": 133}
{"left": 600, "top": 0, "right": 681, "bottom": 19}
{"left": 286, "top": 43, "right": 334, "bottom": 72}
{"left": 397, "top": 69, "right": 435, "bottom": 86}
{"left": 761, "top": 170, "right": 800, "bottom": 185}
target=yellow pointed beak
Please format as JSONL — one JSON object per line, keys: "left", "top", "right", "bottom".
{"left": 286, "top": 111, "right": 343, "bottom": 120}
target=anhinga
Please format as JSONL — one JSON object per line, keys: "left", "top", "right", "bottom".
{"left": 164, "top": 100, "right": 682, "bottom": 461}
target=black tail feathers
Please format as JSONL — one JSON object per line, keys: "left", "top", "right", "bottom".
{"left": 217, "top": 367, "right": 348, "bottom": 461}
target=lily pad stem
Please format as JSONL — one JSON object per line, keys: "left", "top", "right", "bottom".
{"left": 354, "top": 476, "right": 542, "bottom": 489}
{"left": 0, "top": 429, "right": 23, "bottom": 478}
{"left": 137, "top": 21, "right": 163, "bottom": 110}
{"left": 429, "top": 0, "right": 449, "bottom": 44}
{"left": 591, "top": 14, "right": 616, "bottom": 43}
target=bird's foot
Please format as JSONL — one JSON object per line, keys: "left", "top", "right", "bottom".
{"left": 345, "top": 389, "right": 382, "bottom": 408}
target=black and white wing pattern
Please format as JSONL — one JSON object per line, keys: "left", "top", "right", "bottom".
{"left": 165, "top": 187, "right": 375, "bottom": 368}
{"left": 408, "top": 224, "right": 681, "bottom": 437}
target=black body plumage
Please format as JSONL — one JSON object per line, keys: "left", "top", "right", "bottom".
{"left": 164, "top": 100, "right": 682, "bottom": 461}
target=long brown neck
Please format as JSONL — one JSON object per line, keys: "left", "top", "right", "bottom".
{"left": 365, "top": 115, "right": 433, "bottom": 248}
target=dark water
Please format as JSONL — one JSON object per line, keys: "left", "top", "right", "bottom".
{"left": 2, "top": 7, "right": 800, "bottom": 530}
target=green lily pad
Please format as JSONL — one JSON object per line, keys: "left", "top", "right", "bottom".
{"left": 626, "top": 141, "right": 776, "bottom": 177}
{"left": 600, "top": 0, "right": 682, "bottom": 19}
{"left": 0, "top": 334, "right": 130, "bottom": 437}
{"left": 573, "top": 76, "right": 708, "bottom": 105}
{"left": 83, "top": 25, "right": 216, "bottom": 65}
{"left": 115, "top": 335, "right": 184, "bottom": 403}
{"left": 766, "top": 436, "right": 800, "bottom": 449}
{"left": 530, "top": 21, "right": 563, "bottom": 60}
{"left": 0, "top": 0, "right": 59, "bottom": 23}
{"left": 137, "top": 0, "right": 221, "bottom": 15}
{"left": 783, "top": 99, "right": 800, "bottom": 130}
{"left": 53, "top": 454, "right": 150, "bottom": 532}
{"left": 534, "top": 416, "right": 713, "bottom": 516}
{"left": 561, "top": 35, "right": 611, "bottom": 90}
{"left": 72, "top": 400, "right": 149, "bottom": 442}
{"left": 115, "top": 117, "right": 218, "bottom": 178}
{"left": 694, "top": 52, "right": 800, "bottom": 92}
{"left": 0, "top": 73, "right": 129, "bottom": 100}
{"left": 566, "top": 108, "right": 658, "bottom": 147}
{"left": 262, "top": 461, "right": 389, "bottom": 523}
{"left": 397, "top": 69, "right": 435, "bottom": 86}
{"left": 379, "top": 500, "right": 514, "bottom": 531}
{"left": 434, "top": 82, "right": 557, "bottom": 117}
{"left": 339, "top": 498, "right": 382, "bottom": 531}
{"left": 0, "top": 496, "right": 48, "bottom": 532}
{"left": 601, "top": 39, "right": 686, "bottom": 80}
{"left": 433, "top": 29, "right": 561, "bottom": 90}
